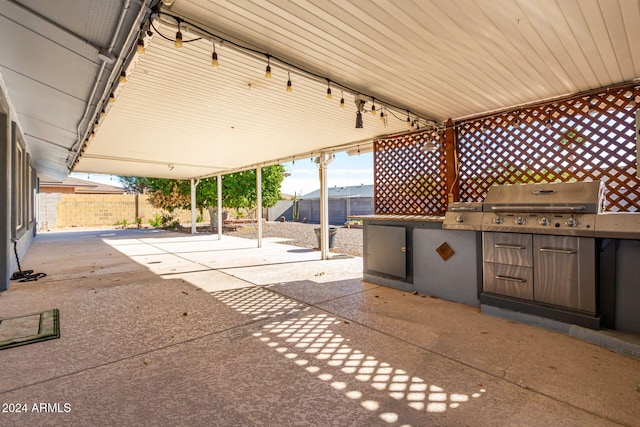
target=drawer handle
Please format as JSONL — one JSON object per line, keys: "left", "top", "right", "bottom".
{"left": 539, "top": 248, "right": 576, "bottom": 255}
{"left": 494, "top": 244, "right": 525, "bottom": 250}
{"left": 495, "top": 275, "right": 527, "bottom": 283}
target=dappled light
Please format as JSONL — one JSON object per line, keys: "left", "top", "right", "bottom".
{"left": 210, "top": 289, "right": 486, "bottom": 425}
{"left": 211, "top": 286, "right": 307, "bottom": 320}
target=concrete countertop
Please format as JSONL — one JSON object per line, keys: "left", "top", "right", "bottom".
{"left": 595, "top": 212, "right": 640, "bottom": 239}
{"left": 350, "top": 214, "right": 445, "bottom": 223}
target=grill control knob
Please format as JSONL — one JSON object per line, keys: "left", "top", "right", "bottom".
{"left": 456, "top": 215, "right": 464, "bottom": 223}
{"left": 515, "top": 216, "right": 526, "bottom": 225}
{"left": 539, "top": 217, "right": 551, "bottom": 226}
{"left": 494, "top": 216, "right": 504, "bottom": 225}
{"left": 566, "top": 217, "right": 579, "bottom": 227}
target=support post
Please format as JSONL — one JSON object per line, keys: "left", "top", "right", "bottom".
{"left": 318, "top": 153, "right": 333, "bottom": 260}
{"left": 217, "top": 175, "right": 222, "bottom": 240}
{"left": 190, "top": 178, "right": 197, "bottom": 234}
{"left": 256, "top": 166, "right": 262, "bottom": 248}
{"left": 443, "top": 118, "right": 459, "bottom": 205}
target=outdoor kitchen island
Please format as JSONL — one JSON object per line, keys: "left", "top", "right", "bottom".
{"left": 355, "top": 214, "right": 483, "bottom": 306}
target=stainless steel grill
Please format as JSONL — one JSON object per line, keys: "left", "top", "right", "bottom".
{"left": 480, "top": 180, "right": 604, "bottom": 236}
{"left": 477, "top": 180, "right": 603, "bottom": 329}
{"left": 442, "top": 202, "right": 483, "bottom": 230}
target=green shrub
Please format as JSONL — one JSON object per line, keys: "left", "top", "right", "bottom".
{"left": 148, "top": 213, "right": 162, "bottom": 228}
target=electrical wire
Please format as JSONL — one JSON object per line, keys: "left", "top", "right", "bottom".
{"left": 10, "top": 241, "right": 46, "bottom": 282}
{"left": 149, "top": 9, "right": 439, "bottom": 129}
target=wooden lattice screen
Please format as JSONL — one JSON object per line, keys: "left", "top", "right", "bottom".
{"left": 374, "top": 130, "right": 448, "bottom": 215}
{"left": 457, "top": 84, "right": 640, "bottom": 212}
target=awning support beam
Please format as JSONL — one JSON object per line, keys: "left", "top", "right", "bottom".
{"left": 318, "top": 153, "right": 334, "bottom": 260}
{"left": 217, "top": 175, "right": 222, "bottom": 240}
{"left": 190, "top": 178, "right": 199, "bottom": 234}
{"left": 256, "top": 166, "right": 263, "bottom": 248}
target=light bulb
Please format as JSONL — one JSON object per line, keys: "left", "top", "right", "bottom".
{"left": 109, "top": 94, "right": 116, "bottom": 104}
{"left": 119, "top": 71, "right": 127, "bottom": 84}
{"left": 211, "top": 48, "right": 219, "bottom": 67}
{"left": 286, "top": 72, "right": 292, "bottom": 93}
{"left": 380, "top": 110, "right": 385, "bottom": 122}
{"left": 265, "top": 57, "right": 271, "bottom": 79}
{"left": 175, "top": 30, "right": 183, "bottom": 49}
{"left": 100, "top": 109, "right": 106, "bottom": 119}
{"left": 136, "top": 38, "right": 145, "bottom": 54}
{"left": 406, "top": 112, "right": 411, "bottom": 129}
{"left": 340, "top": 92, "right": 345, "bottom": 109}
{"left": 371, "top": 103, "right": 376, "bottom": 116}
{"left": 326, "top": 81, "right": 332, "bottom": 100}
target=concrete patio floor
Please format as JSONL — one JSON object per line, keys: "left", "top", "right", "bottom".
{"left": 0, "top": 229, "right": 639, "bottom": 426}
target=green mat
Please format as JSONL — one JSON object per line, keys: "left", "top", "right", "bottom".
{"left": 0, "top": 309, "right": 60, "bottom": 350}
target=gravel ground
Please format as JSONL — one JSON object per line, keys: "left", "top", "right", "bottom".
{"left": 225, "top": 221, "right": 363, "bottom": 257}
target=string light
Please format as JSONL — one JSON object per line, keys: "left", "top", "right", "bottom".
{"left": 211, "top": 45, "right": 219, "bottom": 67}
{"left": 340, "top": 91, "right": 345, "bottom": 109}
{"left": 136, "top": 38, "right": 145, "bottom": 54}
{"left": 142, "top": 11, "right": 438, "bottom": 132}
{"left": 265, "top": 56, "right": 271, "bottom": 79}
{"left": 545, "top": 109, "right": 552, "bottom": 129}
{"left": 174, "top": 23, "right": 183, "bottom": 49}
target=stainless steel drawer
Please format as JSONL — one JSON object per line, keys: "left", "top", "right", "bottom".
{"left": 483, "top": 262, "right": 534, "bottom": 300}
{"left": 482, "top": 232, "right": 533, "bottom": 267}
{"left": 533, "top": 235, "right": 596, "bottom": 313}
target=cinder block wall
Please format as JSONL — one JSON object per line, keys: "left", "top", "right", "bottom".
{"left": 297, "top": 198, "right": 373, "bottom": 225}
{"left": 55, "top": 194, "right": 137, "bottom": 226}
{"left": 39, "top": 193, "right": 210, "bottom": 228}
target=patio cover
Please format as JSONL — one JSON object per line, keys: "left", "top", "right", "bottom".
{"left": 1, "top": 0, "right": 637, "bottom": 181}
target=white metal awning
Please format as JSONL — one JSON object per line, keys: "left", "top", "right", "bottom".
{"left": 0, "top": 0, "right": 637, "bottom": 180}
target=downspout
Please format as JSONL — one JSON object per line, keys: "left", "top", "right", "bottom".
{"left": 72, "top": 0, "right": 150, "bottom": 162}
{"left": 75, "top": 0, "right": 132, "bottom": 147}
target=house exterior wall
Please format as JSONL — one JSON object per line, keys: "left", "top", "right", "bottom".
{"left": 1, "top": 79, "right": 37, "bottom": 291}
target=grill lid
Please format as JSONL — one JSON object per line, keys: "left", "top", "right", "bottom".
{"left": 482, "top": 181, "right": 604, "bottom": 214}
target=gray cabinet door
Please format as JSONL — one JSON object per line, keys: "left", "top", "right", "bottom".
{"left": 366, "top": 225, "right": 406, "bottom": 279}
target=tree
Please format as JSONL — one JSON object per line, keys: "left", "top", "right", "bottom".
{"left": 120, "top": 164, "right": 286, "bottom": 219}
{"left": 120, "top": 176, "right": 151, "bottom": 194}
